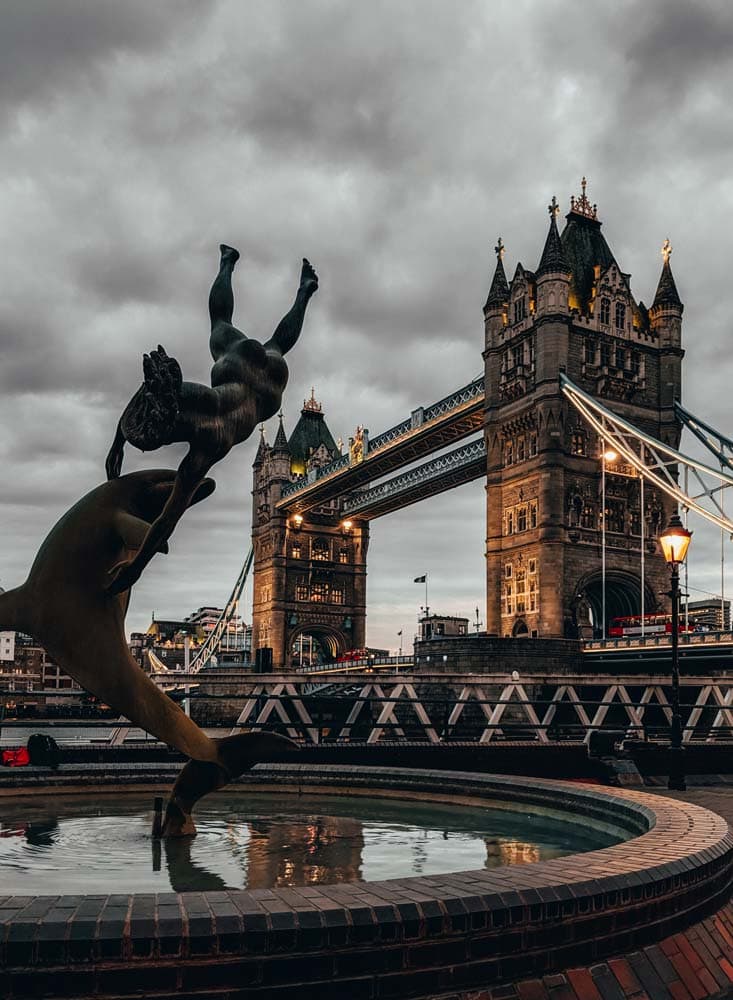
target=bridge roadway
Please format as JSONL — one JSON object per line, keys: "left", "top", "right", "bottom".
{"left": 276, "top": 377, "right": 484, "bottom": 515}
{"left": 584, "top": 631, "right": 733, "bottom": 675}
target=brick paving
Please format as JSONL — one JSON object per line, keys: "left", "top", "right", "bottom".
{"left": 430, "top": 783, "right": 733, "bottom": 1000}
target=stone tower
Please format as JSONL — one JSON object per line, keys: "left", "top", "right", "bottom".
{"left": 483, "top": 182, "right": 683, "bottom": 638}
{"left": 251, "top": 392, "right": 368, "bottom": 668}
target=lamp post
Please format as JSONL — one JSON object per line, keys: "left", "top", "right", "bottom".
{"left": 601, "top": 446, "right": 618, "bottom": 638}
{"left": 659, "top": 511, "right": 692, "bottom": 791}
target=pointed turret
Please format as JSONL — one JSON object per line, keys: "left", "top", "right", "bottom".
{"left": 484, "top": 237, "right": 510, "bottom": 312}
{"left": 272, "top": 413, "right": 290, "bottom": 453}
{"left": 253, "top": 426, "right": 268, "bottom": 467}
{"left": 536, "top": 197, "right": 570, "bottom": 317}
{"left": 652, "top": 240, "right": 683, "bottom": 311}
{"left": 288, "top": 390, "right": 338, "bottom": 476}
{"left": 536, "top": 197, "right": 569, "bottom": 276}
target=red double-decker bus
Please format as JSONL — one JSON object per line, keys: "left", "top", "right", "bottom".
{"left": 608, "top": 613, "right": 697, "bottom": 638}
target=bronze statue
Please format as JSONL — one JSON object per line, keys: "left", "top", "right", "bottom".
{"left": 0, "top": 470, "right": 295, "bottom": 836}
{"left": 105, "top": 246, "right": 318, "bottom": 594}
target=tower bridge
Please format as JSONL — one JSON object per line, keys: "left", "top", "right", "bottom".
{"left": 192, "top": 179, "right": 733, "bottom": 673}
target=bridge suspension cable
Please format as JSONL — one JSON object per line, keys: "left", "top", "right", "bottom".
{"left": 560, "top": 374, "right": 733, "bottom": 536}
{"left": 674, "top": 401, "right": 733, "bottom": 473}
{"left": 186, "top": 544, "right": 254, "bottom": 674}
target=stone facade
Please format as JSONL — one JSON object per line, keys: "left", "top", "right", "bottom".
{"left": 251, "top": 397, "right": 368, "bottom": 669}
{"left": 483, "top": 183, "right": 684, "bottom": 638}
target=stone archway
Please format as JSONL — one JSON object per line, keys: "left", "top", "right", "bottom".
{"left": 574, "top": 569, "right": 656, "bottom": 639}
{"left": 287, "top": 626, "right": 346, "bottom": 669}
{"left": 512, "top": 619, "right": 529, "bottom": 638}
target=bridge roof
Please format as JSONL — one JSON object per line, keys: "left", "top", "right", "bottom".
{"left": 561, "top": 209, "right": 619, "bottom": 312}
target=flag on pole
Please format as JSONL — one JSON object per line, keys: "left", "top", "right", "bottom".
{"left": 414, "top": 575, "right": 426, "bottom": 583}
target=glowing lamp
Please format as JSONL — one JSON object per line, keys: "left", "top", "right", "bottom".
{"left": 341, "top": 519, "right": 353, "bottom": 532}
{"left": 292, "top": 513, "right": 303, "bottom": 528}
{"left": 659, "top": 512, "right": 692, "bottom": 566}
{"left": 602, "top": 448, "right": 618, "bottom": 462}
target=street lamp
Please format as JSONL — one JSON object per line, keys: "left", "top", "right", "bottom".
{"left": 601, "top": 446, "right": 618, "bottom": 638}
{"left": 659, "top": 511, "right": 692, "bottom": 791}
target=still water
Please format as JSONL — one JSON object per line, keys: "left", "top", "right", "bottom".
{"left": 0, "top": 792, "right": 624, "bottom": 893}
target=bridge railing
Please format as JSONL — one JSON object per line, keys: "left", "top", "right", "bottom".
{"left": 584, "top": 631, "right": 733, "bottom": 651}
{"left": 293, "top": 655, "right": 413, "bottom": 675}
{"left": 226, "top": 672, "right": 733, "bottom": 746}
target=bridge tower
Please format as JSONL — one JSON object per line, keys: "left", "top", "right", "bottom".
{"left": 251, "top": 393, "right": 368, "bottom": 668}
{"left": 483, "top": 182, "right": 684, "bottom": 638}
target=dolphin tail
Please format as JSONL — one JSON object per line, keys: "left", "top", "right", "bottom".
{"left": 160, "top": 731, "right": 299, "bottom": 837}
{"left": 0, "top": 586, "right": 27, "bottom": 632}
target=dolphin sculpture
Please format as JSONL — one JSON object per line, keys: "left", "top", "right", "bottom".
{"left": 0, "top": 469, "right": 295, "bottom": 835}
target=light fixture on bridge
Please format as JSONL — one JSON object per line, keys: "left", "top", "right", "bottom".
{"left": 341, "top": 519, "right": 353, "bottom": 533}
{"left": 291, "top": 513, "right": 303, "bottom": 529}
{"left": 659, "top": 512, "right": 692, "bottom": 566}
{"left": 658, "top": 510, "right": 693, "bottom": 792}
{"left": 602, "top": 447, "right": 618, "bottom": 463}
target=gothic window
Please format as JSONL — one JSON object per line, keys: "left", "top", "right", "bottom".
{"left": 615, "top": 302, "right": 626, "bottom": 331}
{"left": 529, "top": 433, "right": 538, "bottom": 457}
{"left": 311, "top": 538, "right": 329, "bottom": 561}
{"left": 512, "top": 343, "right": 523, "bottom": 369}
{"left": 580, "top": 503, "right": 595, "bottom": 529}
{"left": 571, "top": 432, "right": 586, "bottom": 455}
{"left": 517, "top": 506, "right": 528, "bottom": 532}
{"left": 295, "top": 580, "right": 308, "bottom": 601}
{"left": 503, "top": 581, "right": 513, "bottom": 615}
{"left": 311, "top": 581, "right": 328, "bottom": 602}
{"left": 505, "top": 440, "right": 514, "bottom": 466}
{"left": 600, "top": 342, "right": 611, "bottom": 367}
{"left": 606, "top": 499, "right": 625, "bottom": 534}
{"left": 513, "top": 298, "right": 526, "bottom": 323}
{"left": 516, "top": 569, "right": 527, "bottom": 613}
{"left": 631, "top": 507, "right": 641, "bottom": 535}
{"left": 331, "top": 585, "right": 345, "bottom": 605}
{"left": 506, "top": 510, "right": 514, "bottom": 535}
{"left": 599, "top": 297, "right": 611, "bottom": 326}
{"left": 504, "top": 563, "right": 513, "bottom": 578}
{"left": 339, "top": 548, "right": 349, "bottom": 564}
{"left": 584, "top": 339, "right": 596, "bottom": 364}
{"left": 528, "top": 339, "right": 535, "bottom": 369}
{"left": 615, "top": 346, "right": 626, "bottom": 370}
{"left": 528, "top": 575, "right": 537, "bottom": 612}
{"left": 529, "top": 499, "right": 538, "bottom": 529}
{"left": 517, "top": 436, "right": 526, "bottom": 462}
{"left": 631, "top": 351, "right": 641, "bottom": 376}
{"left": 291, "top": 543, "right": 302, "bottom": 559}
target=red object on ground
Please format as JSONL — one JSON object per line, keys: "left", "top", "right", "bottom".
{"left": 1, "top": 747, "right": 30, "bottom": 767}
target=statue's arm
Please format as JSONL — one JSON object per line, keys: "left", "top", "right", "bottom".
{"left": 106, "top": 450, "right": 212, "bottom": 595}
{"left": 106, "top": 421, "right": 126, "bottom": 480}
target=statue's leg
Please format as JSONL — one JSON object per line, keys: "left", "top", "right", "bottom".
{"left": 208, "top": 245, "right": 240, "bottom": 359}
{"left": 265, "top": 258, "right": 319, "bottom": 356}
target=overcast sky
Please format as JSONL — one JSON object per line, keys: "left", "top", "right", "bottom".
{"left": 2, "top": 0, "right": 733, "bottom": 650}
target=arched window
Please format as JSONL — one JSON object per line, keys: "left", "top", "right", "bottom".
{"left": 513, "top": 297, "right": 526, "bottom": 323}
{"left": 615, "top": 302, "right": 626, "bottom": 331}
{"left": 311, "top": 538, "right": 329, "bottom": 561}
{"left": 599, "top": 298, "right": 610, "bottom": 325}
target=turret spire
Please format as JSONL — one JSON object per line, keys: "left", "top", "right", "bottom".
{"left": 652, "top": 238, "right": 683, "bottom": 311}
{"left": 484, "top": 237, "right": 510, "bottom": 310}
{"left": 272, "top": 412, "right": 290, "bottom": 452}
{"left": 536, "top": 196, "right": 569, "bottom": 276}
{"left": 253, "top": 424, "right": 268, "bottom": 466}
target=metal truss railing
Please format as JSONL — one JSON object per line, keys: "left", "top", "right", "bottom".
{"left": 367, "top": 418, "right": 412, "bottom": 453}
{"left": 675, "top": 401, "right": 733, "bottom": 473}
{"left": 185, "top": 545, "right": 254, "bottom": 674}
{"left": 341, "top": 438, "right": 486, "bottom": 516}
{"left": 227, "top": 672, "right": 733, "bottom": 746}
{"left": 585, "top": 631, "right": 733, "bottom": 651}
{"left": 561, "top": 374, "right": 733, "bottom": 535}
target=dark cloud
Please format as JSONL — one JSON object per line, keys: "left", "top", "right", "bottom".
{"left": 1, "top": 0, "right": 733, "bottom": 646}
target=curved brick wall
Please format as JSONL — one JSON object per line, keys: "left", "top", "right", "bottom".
{"left": 0, "top": 766, "right": 731, "bottom": 999}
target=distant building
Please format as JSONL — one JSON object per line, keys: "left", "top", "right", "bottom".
{"left": 686, "top": 599, "right": 731, "bottom": 632}
{"left": 418, "top": 614, "right": 469, "bottom": 642}
{"left": 0, "top": 630, "right": 14, "bottom": 663}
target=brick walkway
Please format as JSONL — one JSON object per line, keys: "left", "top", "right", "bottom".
{"left": 436, "top": 783, "right": 733, "bottom": 1000}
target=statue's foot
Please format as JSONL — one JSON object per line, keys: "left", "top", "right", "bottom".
{"left": 219, "top": 244, "right": 240, "bottom": 266}
{"left": 300, "top": 258, "right": 319, "bottom": 297}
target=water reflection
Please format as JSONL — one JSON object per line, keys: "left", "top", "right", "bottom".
{"left": 0, "top": 793, "right": 623, "bottom": 894}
